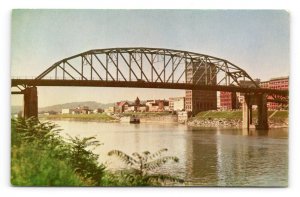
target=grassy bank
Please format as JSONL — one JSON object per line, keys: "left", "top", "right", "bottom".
{"left": 194, "top": 110, "right": 288, "bottom": 121}
{"left": 39, "top": 113, "right": 116, "bottom": 122}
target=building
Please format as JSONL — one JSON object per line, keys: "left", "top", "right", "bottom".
{"left": 77, "top": 106, "right": 90, "bottom": 114}
{"left": 62, "top": 106, "right": 91, "bottom": 114}
{"left": 146, "top": 99, "right": 169, "bottom": 112}
{"left": 93, "top": 108, "right": 104, "bottom": 114}
{"left": 260, "top": 76, "right": 289, "bottom": 110}
{"left": 105, "top": 106, "right": 115, "bottom": 113}
{"left": 62, "top": 108, "right": 72, "bottom": 114}
{"left": 185, "top": 61, "right": 217, "bottom": 115}
{"left": 125, "top": 106, "right": 136, "bottom": 112}
{"left": 219, "top": 92, "right": 239, "bottom": 110}
{"left": 169, "top": 97, "right": 185, "bottom": 111}
{"left": 114, "top": 97, "right": 150, "bottom": 113}
{"left": 218, "top": 79, "right": 263, "bottom": 110}
{"left": 115, "top": 101, "right": 129, "bottom": 113}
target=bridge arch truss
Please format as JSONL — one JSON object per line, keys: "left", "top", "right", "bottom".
{"left": 35, "top": 47, "right": 259, "bottom": 88}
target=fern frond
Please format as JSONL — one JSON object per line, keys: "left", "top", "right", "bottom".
{"left": 144, "top": 156, "right": 179, "bottom": 171}
{"left": 108, "top": 150, "right": 137, "bottom": 166}
{"left": 148, "top": 148, "right": 168, "bottom": 160}
{"left": 145, "top": 174, "right": 184, "bottom": 184}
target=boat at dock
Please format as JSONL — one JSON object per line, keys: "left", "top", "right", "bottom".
{"left": 130, "top": 115, "right": 140, "bottom": 124}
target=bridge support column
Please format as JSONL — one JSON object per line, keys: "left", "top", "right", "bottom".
{"left": 242, "top": 94, "right": 252, "bottom": 129}
{"left": 256, "top": 93, "right": 269, "bottom": 130}
{"left": 23, "top": 86, "right": 38, "bottom": 119}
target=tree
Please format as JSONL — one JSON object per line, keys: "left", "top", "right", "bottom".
{"left": 107, "top": 148, "right": 183, "bottom": 186}
{"left": 67, "top": 135, "right": 105, "bottom": 186}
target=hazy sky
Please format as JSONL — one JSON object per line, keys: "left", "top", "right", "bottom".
{"left": 11, "top": 10, "right": 290, "bottom": 107}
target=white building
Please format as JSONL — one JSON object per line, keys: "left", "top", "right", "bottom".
{"left": 61, "top": 108, "right": 72, "bottom": 114}
{"left": 169, "top": 97, "right": 185, "bottom": 111}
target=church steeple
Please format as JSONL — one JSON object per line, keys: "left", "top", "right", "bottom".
{"left": 135, "top": 97, "right": 140, "bottom": 106}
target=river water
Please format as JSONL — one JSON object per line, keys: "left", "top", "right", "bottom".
{"left": 54, "top": 120, "right": 288, "bottom": 187}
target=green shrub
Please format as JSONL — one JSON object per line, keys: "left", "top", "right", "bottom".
{"left": 11, "top": 117, "right": 105, "bottom": 186}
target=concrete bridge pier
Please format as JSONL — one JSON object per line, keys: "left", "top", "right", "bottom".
{"left": 23, "top": 86, "right": 38, "bottom": 119}
{"left": 242, "top": 94, "right": 252, "bottom": 129}
{"left": 255, "top": 93, "right": 269, "bottom": 130}
{"left": 242, "top": 93, "right": 269, "bottom": 130}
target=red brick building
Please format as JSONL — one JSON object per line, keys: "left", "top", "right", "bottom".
{"left": 219, "top": 80, "right": 260, "bottom": 110}
{"left": 220, "top": 91, "right": 239, "bottom": 110}
{"left": 260, "top": 76, "right": 289, "bottom": 110}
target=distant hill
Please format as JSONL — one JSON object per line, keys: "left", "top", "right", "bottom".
{"left": 39, "top": 101, "right": 114, "bottom": 113}
{"left": 11, "top": 99, "right": 167, "bottom": 114}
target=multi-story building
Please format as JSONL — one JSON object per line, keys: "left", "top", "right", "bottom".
{"left": 219, "top": 92, "right": 239, "bottom": 110}
{"left": 219, "top": 79, "right": 260, "bottom": 110}
{"left": 146, "top": 99, "right": 169, "bottom": 112}
{"left": 169, "top": 97, "right": 185, "bottom": 111}
{"left": 260, "top": 76, "right": 289, "bottom": 110}
{"left": 185, "top": 61, "right": 217, "bottom": 115}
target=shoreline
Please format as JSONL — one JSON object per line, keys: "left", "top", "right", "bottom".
{"left": 40, "top": 115, "right": 288, "bottom": 129}
{"left": 187, "top": 118, "right": 288, "bottom": 129}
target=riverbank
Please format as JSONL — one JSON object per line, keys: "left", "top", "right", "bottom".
{"left": 40, "top": 110, "right": 289, "bottom": 128}
{"left": 188, "top": 110, "right": 289, "bottom": 128}
{"left": 39, "top": 113, "right": 117, "bottom": 122}
{"left": 40, "top": 113, "right": 178, "bottom": 124}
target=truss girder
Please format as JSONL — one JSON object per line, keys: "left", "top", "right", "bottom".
{"left": 35, "top": 47, "right": 259, "bottom": 88}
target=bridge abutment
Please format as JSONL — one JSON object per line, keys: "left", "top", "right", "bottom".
{"left": 23, "top": 86, "right": 38, "bottom": 119}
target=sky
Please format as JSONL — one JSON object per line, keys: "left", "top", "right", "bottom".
{"left": 11, "top": 9, "right": 290, "bottom": 107}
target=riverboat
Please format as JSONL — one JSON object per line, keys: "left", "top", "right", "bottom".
{"left": 130, "top": 115, "right": 140, "bottom": 124}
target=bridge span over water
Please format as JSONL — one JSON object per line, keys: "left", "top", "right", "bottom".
{"left": 11, "top": 47, "right": 288, "bottom": 130}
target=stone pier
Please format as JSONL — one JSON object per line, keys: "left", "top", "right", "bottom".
{"left": 256, "top": 93, "right": 269, "bottom": 130}
{"left": 23, "top": 86, "right": 38, "bottom": 119}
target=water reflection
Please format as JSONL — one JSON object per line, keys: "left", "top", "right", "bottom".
{"left": 55, "top": 121, "right": 288, "bottom": 187}
{"left": 186, "top": 127, "right": 288, "bottom": 186}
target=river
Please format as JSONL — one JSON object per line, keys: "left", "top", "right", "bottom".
{"left": 54, "top": 120, "right": 288, "bottom": 187}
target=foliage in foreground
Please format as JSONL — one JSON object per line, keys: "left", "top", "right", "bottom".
{"left": 11, "top": 117, "right": 105, "bottom": 186}
{"left": 11, "top": 117, "right": 183, "bottom": 186}
{"left": 107, "top": 149, "right": 184, "bottom": 186}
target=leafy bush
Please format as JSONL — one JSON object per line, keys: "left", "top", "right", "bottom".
{"left": 11, "top": 117, "right": 105, "bottom": 186}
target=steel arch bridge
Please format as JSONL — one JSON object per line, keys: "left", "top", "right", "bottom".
{"left": 12, "top": 47, "right": 288, "bottom": 97}
{"left": 36, "top": 47, "right": 257, "bottom": 86}
{"left": 11, "top": 47, "right": 289, "bottom": 129}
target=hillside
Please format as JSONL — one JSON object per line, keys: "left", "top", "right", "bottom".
{"left": 11, "top": 101, "right": 115, "bottom": 114}
{"left": 39, "top": 101, "right": 114, "bottom": 112}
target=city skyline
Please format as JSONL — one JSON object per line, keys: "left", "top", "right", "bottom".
{"left": 11, "top": 10, "right": 290, "bottom": 107}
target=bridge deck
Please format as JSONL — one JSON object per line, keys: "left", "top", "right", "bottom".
{"left": 11, "top": 79, "right": 288, "bottom": 96}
